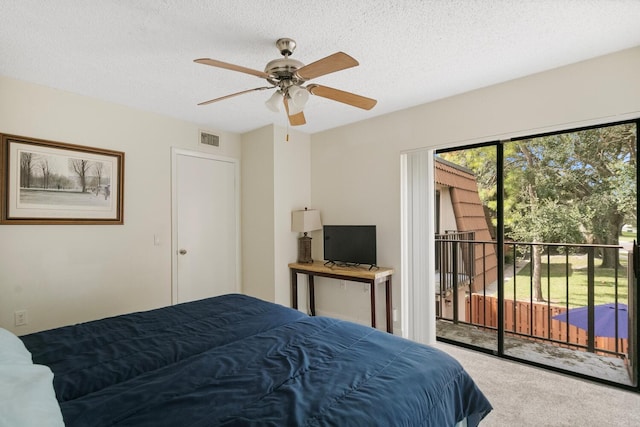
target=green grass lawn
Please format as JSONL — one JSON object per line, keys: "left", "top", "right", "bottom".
{"left": 504, "top": 252, "right": 629, "bottom": 307}
{"left": 619, "top": 230, "right": 637, "bottom": 243}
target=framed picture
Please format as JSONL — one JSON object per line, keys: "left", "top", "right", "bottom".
{"left": 0, "top": 134, "right": 124, "bottom": 224}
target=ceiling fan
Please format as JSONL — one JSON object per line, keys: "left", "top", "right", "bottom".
{"left": 194, "top": 38, "right": 377, "bottom": 126}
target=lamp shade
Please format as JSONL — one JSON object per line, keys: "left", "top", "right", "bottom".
{"left": 291, "top": 209, "right": 322, "bottom": 233}
{"left": 287, "top": 85, "right": 309, "bottom": 115}
{"left": 265, "top": 90, "right": 283, "bottom": 112}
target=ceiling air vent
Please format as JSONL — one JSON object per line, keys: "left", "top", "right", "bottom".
{"left": 200, "top": 131, "right": 220, "bottom": 147}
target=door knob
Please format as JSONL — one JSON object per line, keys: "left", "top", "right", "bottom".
{"left": 179, "top": 249, "right": 187, "bottom": 255}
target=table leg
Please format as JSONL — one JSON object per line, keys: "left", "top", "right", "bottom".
{"left": 370, "top": 281, "right": 376, "bottom": 329}
{"left": 385, "top": 277, "right": 392, "bottom": 333}
{"left": 309, "top": 275, "right": 316, "bottom": 316}
{"left": 291, "top": 269, "right": 298, "bottom": 309}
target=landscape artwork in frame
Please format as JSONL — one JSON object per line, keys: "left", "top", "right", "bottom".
{"left": 0, "top": 134, "right": 124, "bottom": 224}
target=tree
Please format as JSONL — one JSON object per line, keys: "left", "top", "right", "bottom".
{"left": 20, "top": 152, "right": 36, "bottom": 188}
{"left": 562, "top": 125, "right": 636, "bottom": 267}
{"left": 93, "top": 162, "right": 104, "bottom": 191}
{"left": 37, "top": 158, "right": 52, "bottom": 189}
{"left": 70, "top": 159, "right": 91, "bottom": 192}
{"left": 528, "top": 125, "right": 637, "bottom": 267}
{"left": 504, "top": 140, "right": 585, "bottom": 301}
{"left": 438, "top": 122, "right": 636, "bottom": 301}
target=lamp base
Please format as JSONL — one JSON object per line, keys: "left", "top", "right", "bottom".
{"left": 297, "top": 235, "right": 313, "bottom": 263}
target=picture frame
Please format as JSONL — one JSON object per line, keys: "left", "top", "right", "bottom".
{"left": 0, "top": 134, "right": 124, "bottom": 224}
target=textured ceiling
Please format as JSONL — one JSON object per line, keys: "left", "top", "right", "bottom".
{"left": 1, "top": 0, "right": 639, "bottom": 134}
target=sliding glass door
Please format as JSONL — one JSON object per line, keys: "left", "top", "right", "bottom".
{"left": 433, "top": 119, "right": 638, "bottom": 389}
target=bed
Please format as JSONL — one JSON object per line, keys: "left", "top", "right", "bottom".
{"left": 9, "top": 294, "right": 491, "bottom": 426}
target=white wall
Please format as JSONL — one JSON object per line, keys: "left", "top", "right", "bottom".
{"left": 2, "top": 46, "right": 638, "bottom": 338}
{"left": 438, "top": 186, "right": 457, "bottom": 233}
{"left": 240, "top": 126, "right": 275, "bottom": 302}
{"left": 241, "top": 125, "right": 311, "bottom": 306}
{"left": 272, "top": 126, "right": 312, "bottom": 306}
{"left": 0, "top": 76, "right": 241, "bottom": 334}
{"left": 310, "top": 47, "right": 640, "bottom": 335}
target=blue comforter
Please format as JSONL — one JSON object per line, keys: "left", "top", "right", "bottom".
{"left": 21, "top": 294, "right": 491, "bottom": 426}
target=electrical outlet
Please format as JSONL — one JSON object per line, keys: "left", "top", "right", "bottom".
{"left": 14, "top": 310, "right": 27, "bottom": 326}
{"left": 393, "top": 308, "right": 398, "bottom": 322}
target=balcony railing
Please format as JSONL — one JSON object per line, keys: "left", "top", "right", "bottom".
{"left": 436, "top": 238, "right": 634, "bottom": 359}
{"left": 436, "top": 231, "right": 476, "bottom": 293}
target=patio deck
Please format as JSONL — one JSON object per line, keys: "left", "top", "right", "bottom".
{"left": 437, "top": 319, "right": 633, "bottom": 386}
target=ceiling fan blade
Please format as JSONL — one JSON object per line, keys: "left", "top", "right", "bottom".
{"left": 194, "top": 58, "right": 272, "bottom": 79}
{"left": 197, "top": 86, "right": 274, "bottom": 106}
{"left": 307, "top": 84, "right": 377, "bottom": 110}
{"left": 295, "top": 52, "right": 358, "bottom": 80}
{"left": 283, "top": 98, "right": 306, "bottom": 126}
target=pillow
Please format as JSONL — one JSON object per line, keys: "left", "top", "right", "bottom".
{"left": 0, "top": 328, "right": 32, "bottom": 365}
{"left": 0, "top": 364, "right": 65, "bottom": 427}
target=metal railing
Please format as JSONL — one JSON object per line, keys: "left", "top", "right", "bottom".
{"left": 436, "top": 238, "right": 631, "bottom": 358}
{"left": 436, "top": 231, "right": 476, "bottom": 292}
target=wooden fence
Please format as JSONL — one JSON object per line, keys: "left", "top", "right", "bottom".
{"left": 466, "top": 294, "right": 628, "bottom": 356}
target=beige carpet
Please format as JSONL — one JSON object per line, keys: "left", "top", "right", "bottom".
{"left": 434, "top": 342, "right": 640, "bottom": 426}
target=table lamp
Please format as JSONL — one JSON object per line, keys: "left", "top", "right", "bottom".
{"left": 291, "top": 208, "right": 322, "bottom": 263}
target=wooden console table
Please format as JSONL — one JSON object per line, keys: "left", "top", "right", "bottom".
{"left": 289, "top": 261, "right": 394, "bottom": 333}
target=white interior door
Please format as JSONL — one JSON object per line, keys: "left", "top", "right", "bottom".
{"left": 172, "top": 148, "right": 239, "bottom": 304}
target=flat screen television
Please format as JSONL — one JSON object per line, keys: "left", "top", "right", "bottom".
{"left": 323, "top": 225, "right": 377, "bottom": 267}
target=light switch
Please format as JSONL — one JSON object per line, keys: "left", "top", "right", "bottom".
{"left": 154, "top": 234, "right": 161, "bottom": 246}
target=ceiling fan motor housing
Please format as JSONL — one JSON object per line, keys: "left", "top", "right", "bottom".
{"left": 265, "top": 58, "right": 306, "bottom": 87}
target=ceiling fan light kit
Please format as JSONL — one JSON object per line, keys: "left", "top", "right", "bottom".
{"left": 286, "top": 85, "right": 309, "bottom": 115}
{"left": 195, "top": 38, "right": 377, "bottom": 126}
{"left": 265, "top": 90, "right": 284, "bottom": 112}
